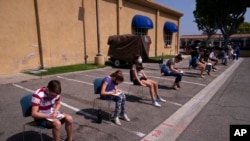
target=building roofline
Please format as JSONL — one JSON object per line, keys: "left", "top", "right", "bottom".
{"left": 181, "top": 34, "right": 250, "bottom": 39}
{"left": 127, "top": 0, "right": 183, "bottom": 17}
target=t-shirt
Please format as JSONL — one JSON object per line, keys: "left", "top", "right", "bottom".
{"left": 209, "top": 52, "right": 216, "bottom": 59}
{"left": 102, "top": 76, "right": 115, "bottom": 92}
{"left": 31, "top": 87, "right": 60, "bottom": 114}
{"left": 166, "top": 58, "right": 175, "bottom": 69}
{"left": 132, "top": 64, "right": 143, "bottom": 79}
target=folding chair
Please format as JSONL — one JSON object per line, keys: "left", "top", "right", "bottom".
{"left": 127, "top": 69, "right": 144, "bottom": 97}
{"left": 92, "top": 78, "right": 114, "bottom": 120}
{"left": 20, "top": 94, "right": 52, "bottom": 141}
{"left": 158, "top": 63, "right": 165, "bottom": 84}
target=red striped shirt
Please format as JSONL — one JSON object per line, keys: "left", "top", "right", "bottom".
{"left": 31, "top": 87, "right": 60, "bottom": 114}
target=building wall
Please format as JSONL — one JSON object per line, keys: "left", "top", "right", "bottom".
{"left": 37, "top": 0, "right": 85, "bottom": 68}
{"left": 0, "top": 0, "right": 182, "bottom": 75}
{"left": 0, "top": 0, "right": 40, "bottom": 74}
{"left": 157, "top": 12, "right": 179, "bottom": 56}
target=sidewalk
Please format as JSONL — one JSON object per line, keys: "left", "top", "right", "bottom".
{"left": 0, "top": 55, "right": 191, "bottom": 85}
{"left": 0, "top": 73, "right": 40, "bottom": 85}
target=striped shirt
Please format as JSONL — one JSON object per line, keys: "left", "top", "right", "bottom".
{"left": 31, "top": 87, "right": 60, "bottom": 114}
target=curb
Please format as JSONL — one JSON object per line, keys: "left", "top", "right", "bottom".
{"left": 141, "top": 58, "right": 244, "bottom": 141}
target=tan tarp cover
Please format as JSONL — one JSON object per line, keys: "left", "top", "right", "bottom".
{"left": 107, "top": 34, "right": 151, "bottom": 63}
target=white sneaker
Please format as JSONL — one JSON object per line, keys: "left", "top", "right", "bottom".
{"left": 114, "top": 117, "right": 121, "bottom": 125}
{"left": 157, "top": 97, "right": 166, "bottom": 103}
{"left": 152, "top": 101, "right": 161, "bottom": 107}
{"left": 121, "top": 114, "right": 130, "bottom": 122}
{"left": 200, "top": 75, "right": 205, "bottom": 78}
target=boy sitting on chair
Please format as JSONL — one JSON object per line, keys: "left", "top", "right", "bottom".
{"left": 31, "top": 80, "right": 73, "bottom": 141}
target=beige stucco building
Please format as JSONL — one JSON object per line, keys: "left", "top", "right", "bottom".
{"left": 0, "top": 0, "right": 182, "bottom": 75}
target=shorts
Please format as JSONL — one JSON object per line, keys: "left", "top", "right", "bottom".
{"left": 133, "top": 77, "right": 147, "bottom": 85}
{"left": 34, "top": 118, "right": 65, "bottom": 128}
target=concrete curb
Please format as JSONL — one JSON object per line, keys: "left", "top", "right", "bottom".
{"left": 141, "top": 58, "right": 244, "bottom": 141}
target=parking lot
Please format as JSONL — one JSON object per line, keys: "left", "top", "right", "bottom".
{"left": 0, "top": 58, "right": 241, "bottom": 141}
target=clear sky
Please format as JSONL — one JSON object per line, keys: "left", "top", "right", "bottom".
{"left": 154, "top": 0, "right": 250, "bottom": 35}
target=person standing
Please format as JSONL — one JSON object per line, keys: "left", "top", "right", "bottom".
{"left": 31, "top": 80, "right": 73, "bottom": 141}
{"left": 100, "top": 70, "right": 130, "bottom": 125}
{"left": 235, "top": 43, "right": 241, "bottom": 60}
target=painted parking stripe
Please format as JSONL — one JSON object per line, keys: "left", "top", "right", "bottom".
{"left": 149, "top": 75, "right": 207, "bottom": 87}
{"left": 141, "top": 58, "right": 244, "bottom": 141}
{"left": 12, "top": 83, "right": 95, "bottom": 119}
{"left": 12, "top": 83, "right": 146, "bottom": 138}
{"left": 57, "top": 76, "right": 93, "bottom": 85}
{"left": 97, "top": 69, "right": 207, "bottom": 87}
{"left": 82, "top": 74, "right": 183, "bottom": 107}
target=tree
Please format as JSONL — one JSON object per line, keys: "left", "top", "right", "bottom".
{"left": 194, "top": 0, "right": 250, "bottom": 47}
{"left": 193, "top": 9, "right": 217, "bottom": 47}
{"left": 238, "top": 22, "right": 250, "bottom": 33}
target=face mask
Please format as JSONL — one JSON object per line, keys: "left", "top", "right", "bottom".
{"left": 138, "top": 58, "right": 142, "bottom": 63}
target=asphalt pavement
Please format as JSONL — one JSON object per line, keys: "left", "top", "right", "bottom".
{"left": 0, "top": 57, "right": 247, "bottom": 141}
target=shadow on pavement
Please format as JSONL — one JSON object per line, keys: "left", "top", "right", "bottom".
{"left": 6, "top": 131, "right": 53, "bottom": 141}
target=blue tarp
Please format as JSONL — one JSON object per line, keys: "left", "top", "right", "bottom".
{"left": 164, "top": 21, "right": 178, "bottom": 32}
{"left": 132, "top": 14, "right": 153, "bottom": 29}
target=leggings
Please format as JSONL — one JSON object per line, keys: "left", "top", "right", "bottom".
{"left": 100, "top": 93, "right": 126, "bottom": 118}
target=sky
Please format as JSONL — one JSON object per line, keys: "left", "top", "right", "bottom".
{"left": 154, "top": 0, "right": 250, "bottom": 35}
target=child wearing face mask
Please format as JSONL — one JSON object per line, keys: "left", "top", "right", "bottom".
{"left": 100, "top": 70, "right": 130, "bottom": 125}
{"left": 131, "top": 55, "right": 166, "bottom": 107}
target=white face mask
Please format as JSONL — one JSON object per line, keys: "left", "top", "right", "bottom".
{"left": 138, "top": 58, "right": 142, "bottom": 63}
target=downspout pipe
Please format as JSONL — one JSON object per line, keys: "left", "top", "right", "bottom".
{"left": 96, "top": 0, "right": 101, "bottom": 56}
{"left": 82, "top": 0, "right": 88, "bottom": 63}
{"left": 34, "top": 0, "right": 44, "bottom": 69}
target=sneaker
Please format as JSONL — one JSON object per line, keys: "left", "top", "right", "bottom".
{"left": 121, "top": 114, "right": 130, "bottom": 121}
{"left": 157, "top": 97, "right": 166, "bottom": 103}
{"left": 114, "top": 117, "right": 121, "bottom": 125}
{"left": 200, "top": 75, "right": 205, "bottom": 78}
{"left": 152, "top": 101, "right": 161, "bottom": 107}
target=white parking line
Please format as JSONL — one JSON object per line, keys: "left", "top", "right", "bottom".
{"left": 97, "top": 69, "right": 207, "bottom": 87}
{"left": 141, "top": 58, "right": 244, "bottom": 141}
{"left": 57, "top": 76, "right": 93, "bottom": 85}
{"left": 12, "top": 83, "right": 146, "bottom": 138}
{"left": 149, "top": 75, "right": 207, "bottom": 87}
{"left": 12, "top": 83, "right": 95, "bottom": 118}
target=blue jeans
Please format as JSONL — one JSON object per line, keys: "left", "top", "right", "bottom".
{"left": 165, "top": 72, "right": 183, "bottom": 83}
{"left": 100, "top": 93, "right": 126, "bottom": 118}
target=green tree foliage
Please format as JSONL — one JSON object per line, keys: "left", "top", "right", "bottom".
{"left": 194, "top": 0, "right": 250, "bottom": 46}
{"left": 193, "top": 10, "right": 217, "bottom": 47}
{"left": 238, "top": 22, "right": 250, "bottom": 33}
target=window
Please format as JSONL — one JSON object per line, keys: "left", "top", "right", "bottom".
{"left": 164, "top": 31, "right": 173, "bottom": 47}
{"left": 133, "top": 28, "right": 148, "bottom": 35}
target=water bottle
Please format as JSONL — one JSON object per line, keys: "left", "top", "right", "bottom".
{"left": 97, "top": 109, "right": 102, "bottom": 124}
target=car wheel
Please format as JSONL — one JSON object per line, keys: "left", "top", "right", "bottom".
{"left": 114, "top": 60, "right": 121, "bottom": 67}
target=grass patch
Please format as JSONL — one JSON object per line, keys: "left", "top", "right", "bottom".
{"left": 150, "top": 55, "right": 174, "bottom": 60}
{"left": 25, "top": 55, "right": 174, "bottom": 76}
{"left": 25, "top": 63, "right": 105, "bottom": 76}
